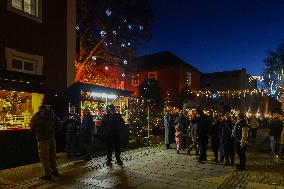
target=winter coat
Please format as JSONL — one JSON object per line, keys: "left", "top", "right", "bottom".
{"left": 29, "top": 110, "right": 59, "bottom": 141}
{"left": 210, "top": 120, "right": 220, "bottom": 149}
{"left": 249, "top": 117, "right": 259, "bottom": 129}
{"left": 175, "top": 115, "right": 189, "bottom": 134}
{"left": 232, "top": 119, "right": 249, "bottom": 147}
{"left": 100, "top": 113, "right": 125, "bottom": 137}
{"left": 164, "top": 114, "right": 170, "bottom": 145}
{"left": 63, "top": 113, "right": 80, "bottom": 138}
{"left": 269, "top": 118, "right": 283, "bottom": 137}
{"left": 220, "top": 120, "right": 235, "bottom": 154}
{"left": 80, "top": 113, "right": 94, "bottom": 142}
{"left": 196, "top": 114, "right": 211, "bottom": 140}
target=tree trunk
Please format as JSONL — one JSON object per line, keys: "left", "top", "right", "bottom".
{"left": 75, "top": 66, "right": 85, "bottom": 82}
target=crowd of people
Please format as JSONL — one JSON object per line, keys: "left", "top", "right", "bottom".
{"left": 29, "top": 104, "right": 126, "bottom": 180}
{"left": 164, "top": 107, "right": 284, "bottom": 171}
{"left": 28, "top": 101, "right": 284, "bottom": 180}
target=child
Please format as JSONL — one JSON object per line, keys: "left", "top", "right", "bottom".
{"left": 175, "top": 124, "right": 183, "bottom": 154}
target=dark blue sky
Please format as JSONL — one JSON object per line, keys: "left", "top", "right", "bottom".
{"left": 139, "top": 0, "right": 284, "bottom": 75}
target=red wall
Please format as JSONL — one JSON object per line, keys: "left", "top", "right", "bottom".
{"left": 126, "top": 64, "right": 201, "bottom": 103}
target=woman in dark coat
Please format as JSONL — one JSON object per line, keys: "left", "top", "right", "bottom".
{"left": 220, "top": 114, "right": 235, "bottom": 166}
{"left": 80, "top": 109, "right": 94, "bottom": 160}
{"left": 210, "top": 115, "right": 221, "bottom": 162}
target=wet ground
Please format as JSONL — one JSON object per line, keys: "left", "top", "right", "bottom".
{"left": 0, "top": 129, "right": 283, "bottom": 189}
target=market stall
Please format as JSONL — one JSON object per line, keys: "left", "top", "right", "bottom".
{"left": 0, "top": 70, "right": 45, "bottom": 169}
{"left": 66, "top": 82, "right": 132, "bottom": 125}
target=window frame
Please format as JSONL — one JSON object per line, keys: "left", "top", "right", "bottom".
{"left": 7, "top": 0, "right": 42, "bottom": 23}
{"left": 5, "top": 47, "right": 43, "bottom": 76}
{"left": 10, "top": 56, "right": 36, "bottom": 74}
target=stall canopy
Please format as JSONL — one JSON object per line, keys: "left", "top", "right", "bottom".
{"left": 65, "top": 82, "right": 133, "bottom": 114}
{"left": 66, "top": 82, "right": 132, "bottom": 97}
{"left": 0, "top": 70, "right": 46, "bottom": 93}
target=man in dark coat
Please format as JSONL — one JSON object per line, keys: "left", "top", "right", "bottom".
{"left": 195, "top": 107, "right": 211, "bottom": 163}
{"left": 210, "top": 115, "right": 221, "bottom": 162}
{"left": 80, "top": 109, "right": 94, "bottom": 160}
{"left": 268, "top": 113, "right": 283, "bottom": 157}
{"left": 232, "top": 113, "right": 249, "bottom": 170}
{"left": 220, "top": 114, "right": 235, "bottom": 166}
{"left": 62, "top": 106, "right": 81, "bottom": 158}
{"left": 29, "top": 105, "right": 60, "bottom": 180}
{"left": 101, "top": 104, "right": 125, "bottom": 166}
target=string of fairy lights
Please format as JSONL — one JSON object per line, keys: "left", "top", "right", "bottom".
{"left": 189, "top": 89, "right": 268, "bottom": 99}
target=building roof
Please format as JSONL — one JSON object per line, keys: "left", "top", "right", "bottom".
{"left": 130, "top": 51, "right": 200, "bottom": 73}
{"left": 201, "top": 68, "right": 248, "bottom": 78}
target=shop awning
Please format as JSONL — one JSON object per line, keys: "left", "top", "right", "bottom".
{"left": 66, "top": 82, "right": 133, "bottom": 97}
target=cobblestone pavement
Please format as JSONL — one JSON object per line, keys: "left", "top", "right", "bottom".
{"left": 0, "top": 129, "right": 283, "bottom": 189}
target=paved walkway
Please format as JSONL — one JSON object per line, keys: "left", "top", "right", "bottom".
{"left": 0, "top": 129, "right": 283, "bottom": 189}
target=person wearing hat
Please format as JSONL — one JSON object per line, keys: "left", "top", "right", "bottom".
{"left": 29, "top": 105, "right": 60, "bottom": 180}
{"left": 232, "top": 112, "right": 249, "bottom": 170}
{"left": 100, "top": 104, "right": 125, "bottom": 166}
{"left": 268, "top": 113, "right": 283, "bottom": 158}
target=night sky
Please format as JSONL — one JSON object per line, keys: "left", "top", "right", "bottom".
{"left": 139, "top": 0, "right": 284, "bottom": 75}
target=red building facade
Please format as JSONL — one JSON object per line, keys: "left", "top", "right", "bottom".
{"left": 126, "top": 51, "right": 201, "bottom": 104}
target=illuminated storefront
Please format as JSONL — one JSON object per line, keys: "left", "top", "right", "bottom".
{"left": 0, "top": 90, "right": 44, "bottom": 130}
{"left": 0, "top": 70, "right": 45, "bottom": 168}
{"left": 66, "top": 82, "right": 131, "bottom": 125}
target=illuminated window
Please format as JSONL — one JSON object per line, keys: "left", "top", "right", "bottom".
{"left": 11, "top": 0, "right": 38, "bottom": 16}
{"left": 186, "top": 72, "right": 191, "bottom": 86}
{"left": 8, "top": 0, "right": 42, "bottom": 22}
{"left": 148, "top": 72, "right": 157, "bottom": 80}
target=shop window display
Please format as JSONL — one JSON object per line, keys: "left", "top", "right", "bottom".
{"left": 0, "top": 90, "right": 43, "bottom": 130}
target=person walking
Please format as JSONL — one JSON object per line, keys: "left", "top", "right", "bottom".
{"left": 29, "top": 105, "right": 60, "bottom": 180}
{"left": 62, "top": 106, "right": 81, "bottom": 158}
{"left": 249, "top": 116, "right": 259, "bottom": 139}
{"left": 195, "top": 107, "right": 211, "bottom": 163}
{"left": 80, "top": 109, "right": 94, "bottom": 160}
{"left": 232, "top": 113, "right": 249, "bottom": 170}
{"left": 268, "top": 113, "right": 283, "bottom": 158}
{"left": 101, "top": 104, "right": 125, "bottom": 166}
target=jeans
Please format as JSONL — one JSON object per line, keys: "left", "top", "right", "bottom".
{"left": 38, "top": 138, "right": 58, "bottom": 176}
{"left": 270, "top": 136, "right": 277, "bottom": 155}
{"left": 236, "top": 142, "right": 246, "bottom": 169}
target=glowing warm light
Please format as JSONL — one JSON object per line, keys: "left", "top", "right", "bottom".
{"left": 90, "top": 92, "right": 117, "bottom": 99}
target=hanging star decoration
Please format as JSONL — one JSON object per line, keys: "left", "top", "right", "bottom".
{"left": 105, "top": 9, "right": 112, "bottom": 16}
